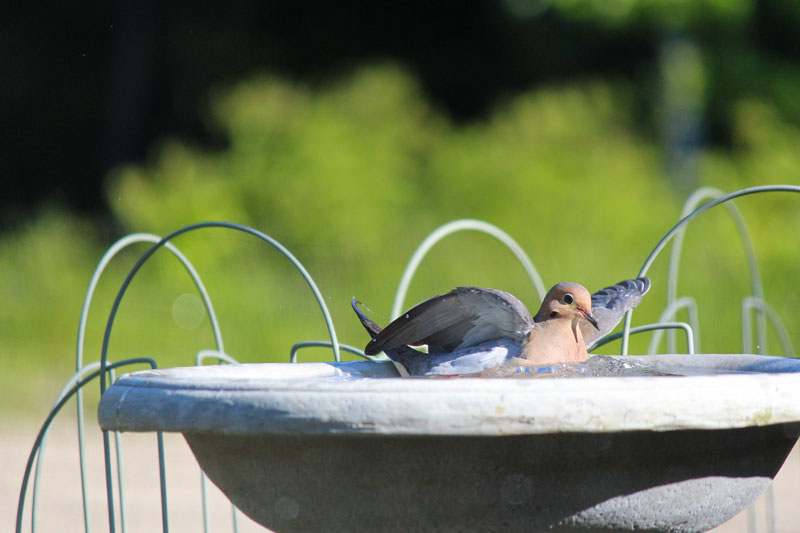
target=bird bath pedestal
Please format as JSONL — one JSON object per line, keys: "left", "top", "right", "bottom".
{"left": 98, "top": 354, "right": 800, "bottom": 532}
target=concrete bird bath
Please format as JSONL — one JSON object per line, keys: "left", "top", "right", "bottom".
{"left": 98, "top": 353, "right": 800, "bottom": 532}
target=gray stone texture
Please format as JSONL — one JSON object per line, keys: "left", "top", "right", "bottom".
{"left": 184, "top": 424, "right": 798, "bottom": 532}
{"left": 97, "top": 355, "right": 800, "bottom": 532}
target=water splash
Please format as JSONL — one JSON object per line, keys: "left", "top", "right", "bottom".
{"left": 448, "top": 355, "right": 676, "bottom": 379}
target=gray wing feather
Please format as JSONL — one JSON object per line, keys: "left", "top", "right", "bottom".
{"left": 583, "top": 277, "right": 651, "bottom": 349}
{"left": 363, "top": 287, "right": 533, "bottom": 356}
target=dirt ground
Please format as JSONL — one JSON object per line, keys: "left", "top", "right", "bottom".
{"left": 4, "top": 419, "right": 798, "bottom": 532}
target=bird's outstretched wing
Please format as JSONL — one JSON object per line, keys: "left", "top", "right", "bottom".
{"left": 360, "top": 287, "right": 534, "bottom": 356}
{"left": 582, "top": 277, "right": 651, "bottom": 349}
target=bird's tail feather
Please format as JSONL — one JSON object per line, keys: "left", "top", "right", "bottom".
{"left": 351, "top": 300, "right": 416, "bottom": 375}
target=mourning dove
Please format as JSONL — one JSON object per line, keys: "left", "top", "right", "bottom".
{"left": 353, "top": 278, "right": 651, "bottom": 376}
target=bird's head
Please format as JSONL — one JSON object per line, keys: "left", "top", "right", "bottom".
{"left": 534, "top": 281, "right": 599, "bottom": 330}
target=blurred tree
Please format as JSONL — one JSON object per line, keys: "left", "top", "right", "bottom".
{"left": 3, "top": 63, "right": 800, "bottom": 412}
{"left": 7, "top": 0, "right": 800, "bottom": 224}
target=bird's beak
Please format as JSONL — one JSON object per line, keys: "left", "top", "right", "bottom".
{"left": 579, "top": 309, "right": 599, "bottom": 330}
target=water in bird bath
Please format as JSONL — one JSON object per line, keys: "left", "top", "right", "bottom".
{"left": 469, "top": 355, "right": 675, "bottom": 378}
{"left": 378, "top": 354, "right": 767, "bottom": 379}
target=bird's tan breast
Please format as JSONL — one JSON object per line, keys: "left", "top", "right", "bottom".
{"left": 520, "top": 318, "right": 589, "bottom": 364}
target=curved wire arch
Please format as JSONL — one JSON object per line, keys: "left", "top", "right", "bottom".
{"left": 196, "top": 349, "right": 240, "bottom": 366}
{"left": 31, "top": 361, "right": 101, "bottom": 533}
{"left": 742, "top": 297, "right": 795, "bottom": 356}
{"left": 17, "top": 358, "right": 159, "bottom": 533}
{"left": 647, "top": 296, "right": 700, "bottom": 355}
{"left": 97, "top": 221, "right": 340, "bottom": 532}
{"left": 72, "top": 233, "right": 226, "bottom": 533}
{"left": 77, "top": 232, "right": 226, "bottom": 371}
{"left": 591, "top": 322, "right": 695, "bottom": 355}
{"left": 31, "top": 364, "right": 133, "bottom": 532}
{"left": 663, "top": 187, "right": 764, "bottom": 354}
{"left": 391, "top": 219, "right": 547, "bottom": 320}
{"left": 289, "top": 340, "right": 376, "bottom": 363}
{"left": 621, "top": 184, "right": 800, "bottom": 355}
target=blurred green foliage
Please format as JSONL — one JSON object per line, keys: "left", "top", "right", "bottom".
{"left": 3, "top": 64, "right": 799, "bottom": 415}
{"left": 548, "top": 0, "right": 752, "bottom": 28}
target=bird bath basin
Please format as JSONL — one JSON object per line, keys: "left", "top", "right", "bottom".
{"left": 98, "top": 354, "right": 800, "bottom": 532}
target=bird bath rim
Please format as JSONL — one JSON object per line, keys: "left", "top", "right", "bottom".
{"left": 98, "top": 353, "right": 800, "bottom": 437}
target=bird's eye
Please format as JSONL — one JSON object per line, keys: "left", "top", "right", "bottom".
{"left": 563, "top": 293, "right": 574, "bottom": 305}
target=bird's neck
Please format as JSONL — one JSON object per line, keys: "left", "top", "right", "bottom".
{"left": 521, "top": 316, "right": 589, "bottom": 364}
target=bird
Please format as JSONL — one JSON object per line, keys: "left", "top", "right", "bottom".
{"left": 352, "top": 278, "right": 651, "bottom": 376}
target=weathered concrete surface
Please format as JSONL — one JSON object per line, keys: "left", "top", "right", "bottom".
{"left": 184, "top": 424, "right": 799, "bottom": 532}
{"left": 98, "top": 356, "right": 800, "bottom": 436}
{"left": 97, "top": 354, "right": 800, "bottom": 532}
